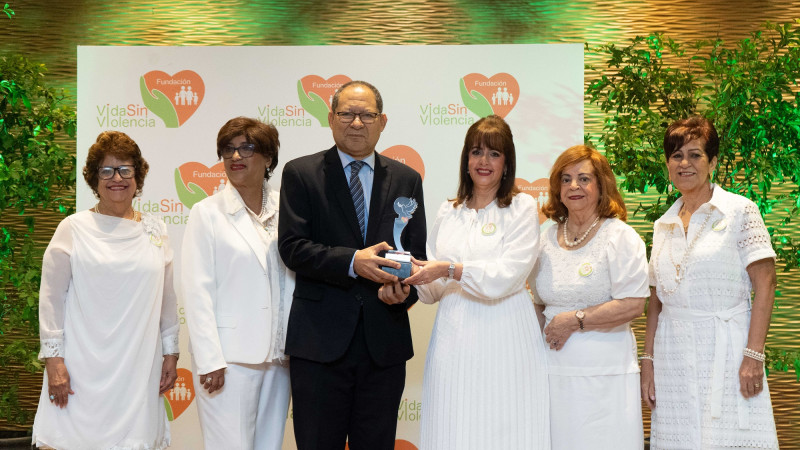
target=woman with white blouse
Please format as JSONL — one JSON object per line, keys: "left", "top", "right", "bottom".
{"left": 530, "top": 144, "right": 648, "bottom": 450}
{"left": 182, "top": 117, "right": 293, "bottom": 450}
{"left": 642, "top": 117, "right": 779, "bottom": 449}
{"left": 404, "top": 115, "right": 549, "bottom": 450}
{"left": 33, "top": 131, "right": 179, "bottom": 449}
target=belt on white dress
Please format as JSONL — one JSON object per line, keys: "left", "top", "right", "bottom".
{"left": 661, "top": 302, "right": 751, "bottom": 428}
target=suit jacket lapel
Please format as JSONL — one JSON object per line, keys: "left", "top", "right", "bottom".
{"left": 366, "top": 152, "right": 391, "bottom": 245}
{"left": 324, "top": 147, "right": 364, "bottom": 244}
{"left": 223, "top": 184, "right": 268, "bottom": 273}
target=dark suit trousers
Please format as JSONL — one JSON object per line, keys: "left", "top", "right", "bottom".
{"left": 290, "top": 309, "right": 406, "bottom": 450}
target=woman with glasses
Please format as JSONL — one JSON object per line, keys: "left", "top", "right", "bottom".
{"left": 182, "top": 117, "right": 294, "bottom": 450}
{"left": 32, "top": 131, "right": 179, "bottom": 449}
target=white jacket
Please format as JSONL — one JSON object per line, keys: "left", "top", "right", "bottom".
{"left": 181, "top": 181, "right": 294, "bottom": 375}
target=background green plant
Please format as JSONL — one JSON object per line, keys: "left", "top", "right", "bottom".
{"left": 586, "top": 19, "right": 800, "bottom": 378}
{"left": 0, "top": 51, "right": 76, "bottom": 424}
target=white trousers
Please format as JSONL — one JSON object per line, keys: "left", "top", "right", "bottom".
{"left": 193, "top": 360, "right": 291, "bottom": 450}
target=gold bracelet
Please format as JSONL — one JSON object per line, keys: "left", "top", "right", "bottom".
{"left": 639, "top": 352, "right": 654, "bottom": 361}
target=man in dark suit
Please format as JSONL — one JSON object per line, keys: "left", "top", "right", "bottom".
{"left": 278, "top": 81, "right": 426, "bottom": 450}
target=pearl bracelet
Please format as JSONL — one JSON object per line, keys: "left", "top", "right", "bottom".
{"left": 639, "top": 352, "right": 654, "bottom": 361}
{"left": 743, "top": 347, "right": 766, "bottom": 362}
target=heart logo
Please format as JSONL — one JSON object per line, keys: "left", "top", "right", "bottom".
{"left": 174, "top": 161, "right": 227, "bottom": 209}
{"left": 298, "top": 74, "right": 352, "bottom": 127}
{"left": 380, "top": 145, "right": 425, "bottom": 180}
{"left": 515, "top": 177, "right": 550, "bottom": 224}
{"left": 460, "top": 73, "right": 520, "bottom": 118}
{"left": 140, "top": 70, "right": 205, "bottom": 128}
{"left": 163, "top": 368, "right": 194, "bottom": 421}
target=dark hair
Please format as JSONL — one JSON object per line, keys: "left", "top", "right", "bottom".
{"left": 453, "top": 115, "right": 519, "bottom": 208}
{"left": 331, "top": 80, "right": 383, "bottom": 113}
{"left": 216, "top": 117, "right": 280, "bottom": 180}
{"left": 83, "top": 131, "right": 149, "bottom": 197}
{"left": 663, "top": 116, "right": 719, "bottom": 161}
{"left": 541, "top": 145, "right": 627, "bottom": 223}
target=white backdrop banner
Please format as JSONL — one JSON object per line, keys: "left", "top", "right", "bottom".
{"left": 77, "top": 45, "right": 583, "bottom": 449}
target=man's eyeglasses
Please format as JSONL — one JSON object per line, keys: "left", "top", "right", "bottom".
{"left": 98, "top": 165, "right": 135, "bottom": 180}
{"left": 221, "top": 143, "right": 256, "bottom": 159}
{"left": 335, "top": 112, "right": 381, "bottom": 124}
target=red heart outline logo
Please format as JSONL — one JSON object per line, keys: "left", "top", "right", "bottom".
{"left": 462, "top": 73, "right": 520, "bottom": 118}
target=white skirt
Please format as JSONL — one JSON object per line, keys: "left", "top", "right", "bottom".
{"left": 549, "top": 372, "right": 643, "bottom": 450}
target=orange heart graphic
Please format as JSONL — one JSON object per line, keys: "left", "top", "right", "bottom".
{"left": 515, "top": 177, "right": 550, "bottom": 224}
{"left": 142, "top": 70, "right": 205, "bottom": 126}
{"left": 462, "top": 73, "right": 520, "bottom": 118}
{"left": 164, "top": 368, "right": 194, "bottom": 421}
{"left": 300, "top": 74, "right": 352, "bottom": 110}
{"left": 380, "top": 145, "right": 425, "bottom": 180}
{"left": 178, "top": 161, "right": 227, "bottom": 196}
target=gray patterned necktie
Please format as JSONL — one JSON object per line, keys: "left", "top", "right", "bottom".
{"left": 348, "top": 160, "right": 366, "bottom": 242}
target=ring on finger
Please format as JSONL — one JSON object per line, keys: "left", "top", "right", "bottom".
{"left": 754, "top": 383, "right": 761, "bottom": 388}
{"left": 49, "top": 394, "right": 55, "bottom": 401}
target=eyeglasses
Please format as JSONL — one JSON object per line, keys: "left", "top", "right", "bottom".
{"left": 335, "top": 111, "right": 381, "bottom": 124}
{"left": 98, "top": 165, "right": 135, "bottom": 180}
{"left": 221, "top": 143, "right": 256, "bottom": 159}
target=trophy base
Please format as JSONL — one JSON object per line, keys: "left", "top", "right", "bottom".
{"left": 381, "top": 251, "right": 412, "bottom": 280}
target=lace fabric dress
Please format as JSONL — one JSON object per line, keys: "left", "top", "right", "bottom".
{"left": 32, "top": 211, "right": 179, "bottom": 450}
{"left": 531, "top": 218, "right": 649, "bottom": 450}
{"left": 648, "top": 185, "right": 778, "bottom": 449}
{"left": 416, "top": 194, "right": 550, "bottom": 450}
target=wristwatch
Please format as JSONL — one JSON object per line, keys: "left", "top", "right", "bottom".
{"left": 575, "top": 310, "right": 585, "bottom": 330}
{"left": 448, "top": 262, "right": 456, "bottom": 279}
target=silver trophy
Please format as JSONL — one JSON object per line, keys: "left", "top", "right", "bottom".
{"left": 381, "top": 197, "right": 418, "bottom": 279}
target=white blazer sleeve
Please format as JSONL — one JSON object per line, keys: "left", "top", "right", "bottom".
{"left": 181, "top": 203, "right": 227, "bottom": 375}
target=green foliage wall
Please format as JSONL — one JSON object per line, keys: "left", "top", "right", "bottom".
{"left": 1, "top": 0, "right": 800, "bottom": 445}
{"left": 585, "top": 21, "right": 800, "bottom": 375}
{"left": 0, "top": 52, "right": 76, "bottom": 424}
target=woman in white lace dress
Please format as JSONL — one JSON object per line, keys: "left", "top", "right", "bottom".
{"left": 530, "top": 145, "right": 649, "bottom": 450}
{"left": 32, "top": 131, "right": 179, "bottom": 449}
{"left": 405, "top": 115, "right": 549, "bottom": 449}
{"left": 182, "top": 117, "right": 293, "bottom": 450}
{"left": 642, "top": 117, "right": 779, "bottom": 449}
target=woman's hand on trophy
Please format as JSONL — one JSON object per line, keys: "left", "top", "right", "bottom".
{"left": 404, "top": 257, "right": 447, "bottom": 285}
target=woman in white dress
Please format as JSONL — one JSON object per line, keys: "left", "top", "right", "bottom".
{"left": 32, "top": 131, "right": 179, "bottom": 449}
{"left": 404, "top": 115, "right": 549, "bottom": 450}
{"left": 642, "top": 117, "right": 779, "bottom": 449}
{"left": 530, "top": 144, "right": 648, "bottom": 450}
{"left": 182, "top": 117, "right": 293, "bottom": 450}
